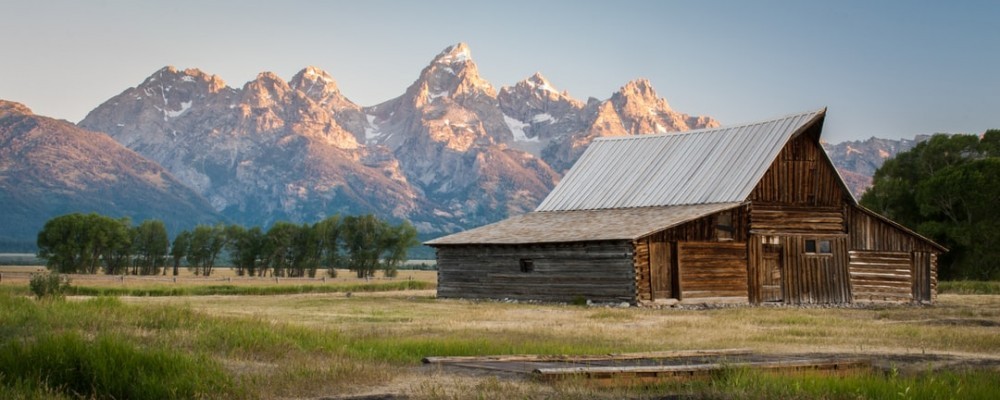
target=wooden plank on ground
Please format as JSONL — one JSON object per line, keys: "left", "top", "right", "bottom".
{"left": 422, "top": 348, "right": 754, "bottom": 364}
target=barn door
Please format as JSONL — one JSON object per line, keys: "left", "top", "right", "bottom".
{"left": 913, "top": 252, "right": 932, "bottom": 302}
{"left": 649, "top": 240, "right": 673, "bottom": 300}
{"left": 761, "top": 244, "right": 783, "bottom": 302}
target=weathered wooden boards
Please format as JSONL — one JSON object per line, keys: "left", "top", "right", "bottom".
{"left": 422, "top": 348, "right": 754, "bottom": 365}
{"left": 425, "top": 349, "right": 872, "bottom": 386}
{"left": 533, "top": 357, "right": 873, "bottom": 384}
{"left": 436, "top": 242, "right": 635, "bottom": 303}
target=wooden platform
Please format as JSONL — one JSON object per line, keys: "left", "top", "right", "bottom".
{"left": 423, "top": 349, "right": 872, "bottom": 385}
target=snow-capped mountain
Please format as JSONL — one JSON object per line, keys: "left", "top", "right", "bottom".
{"left": 76, "top": 43, "right": 719, "bottom": 235}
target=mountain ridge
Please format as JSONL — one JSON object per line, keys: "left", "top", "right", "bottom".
{"left": 0, "top": 100, "right": 221, "bottom": 249}
{"left": 77, "top": 43, "right": 719, "bottom": 235}
{"left": 1, "top": 43, "right": 917, "bottom": 251}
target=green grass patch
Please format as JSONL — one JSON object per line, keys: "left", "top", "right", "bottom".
{"left": 939, "top": 280, "right": 1000, "bottom": 295}
{"left": 655, "top": 367, "right": 1000, "bottom": 400}
{"left": 0, "top": 332, "right": 235, "bottom": 399}
{"left": 65, "top": 279, "right": 433, "bottom": 297}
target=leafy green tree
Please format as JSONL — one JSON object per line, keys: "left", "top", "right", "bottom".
{"left": 263, "top": 222, "right": 299, "bottom": 277}
{"left": 187, "top": 224, "right": 226, "bottom": 276}
{"left": 314, "top": 215, "right": 342, "bottom": 277}
{"left": 37, "top": 213, "right": 89, "bottom": 273}
{"left": 381, "top": 221, "right": 418, "bottom": 278}
{"left": 131, "top": 219, "right": 169, "bottom": 275}
{"left": 226, "top": 224, "right": 265, "bottom": 277}
{"left": 291, "top": 223, "right": 321, "bottom": 278}
{"left": 341, "top": 215, "right": 388, "bottom": 278}
{"left": 36, "top": 213, "right": 133, "bottom": 275}
{"left": 96, "top": 216, "right": 132, "bottom": 275}
{"left": 861, "top": 132, "right": 1000, "bottom": 279}
{"left": 170, "top": 230, "right": 191, "bottom": 276}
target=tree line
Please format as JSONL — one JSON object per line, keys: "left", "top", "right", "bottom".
{"left": 37, "top": 213, "right": 419, "bottom": 279}
{"left": 861, "top": 130, "right": 999, "bottom": 280}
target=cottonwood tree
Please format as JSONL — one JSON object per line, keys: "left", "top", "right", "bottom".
{"left": 226, "top": 224, "right": 264, "bottom": 276}
{"left": 861, "top": 130, "right": 1000, "bottom": 279}
{"left": 131, "top": 219, "right": 169, "bottom": 275}
{"left": 37, "top": 213, "right": 132, "bottom": 274}
{"left": 314, "top": 215, "right": 342, "bottom": 277}
{"left": 186, "top": 224, "right": 226, "bottom": 276}
{"left": 170, "top": 230, "right": 191, "bottom": 276}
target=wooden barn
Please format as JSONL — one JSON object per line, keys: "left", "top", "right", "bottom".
{"left": 427, "top": 109, "right": 945, "bottom": 306}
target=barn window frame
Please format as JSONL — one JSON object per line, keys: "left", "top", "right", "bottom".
{"left": 715, "top": 211, "right": 734, "bottom": 241}
{"left": 804, "top": 239, "right": 832, "bottom": 255}
{"left": 519, "top": 258, "right": 535, "bottom": 273}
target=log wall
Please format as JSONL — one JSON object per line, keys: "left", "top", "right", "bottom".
{"left": 848, "top": 250, "right": 912, "bottom": 302}
{"left": 846, "top": 205, "right": 941, "bottom": 302}
{"left": 435, "top": 242, "right": 636, "bottom": 304}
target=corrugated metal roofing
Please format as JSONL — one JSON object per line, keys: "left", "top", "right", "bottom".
{"left": 535, "top": 109, "right": 826, "bottom": 211}
{"left": 426, "top": 203, "right": 744, "bottom": 245}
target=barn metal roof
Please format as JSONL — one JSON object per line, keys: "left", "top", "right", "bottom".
{"left": 535, "top": 109, "right": 826, "bottom": 211}
{"left": 426, "top": 203, "right": 743, "bottom": 245}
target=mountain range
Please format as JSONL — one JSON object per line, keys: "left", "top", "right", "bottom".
{"left": 1, "top": 43, "right": 920, "bottom": 251}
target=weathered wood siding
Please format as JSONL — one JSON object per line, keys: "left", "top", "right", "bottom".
{"left": 436, "top": 242, "right": 635, "bottom": 303}
{"left": 749, "top": 128, "right": 847, "bottom": 207}
{"left": 748, "top": 235, "right": 851, "bottom": 304}
{"left": 750, "top": 205, "right": 845, "bottom": 234}
{"left": 635, "top": 207, "right": 748, "bottom": 302}
{"left": 849, "top": 251, "right": 912, "bottom": 301}
{"left": 846, "top": 205, "right": 941, "bottom": 301}
{"left": 783, "top": 236, "right": 851, "bottom": 304}
{"left": 678, "top": 242, "right": 749, "bottom": 300}
{"left": 846, "top": 206, "right": 940, "bottom": 253}
{"left": 912, "top": 252, "right": 937, "bottom": 302}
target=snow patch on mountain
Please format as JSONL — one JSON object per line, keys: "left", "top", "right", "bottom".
{"left": 503, "top": 114, "right": 537, "bottom": 142}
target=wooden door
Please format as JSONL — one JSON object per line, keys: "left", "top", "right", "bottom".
{"left": 912, "top": 252, "right": 932, "bottom": 302}
{"left": 649, "top": 240, "right": 673, "bottom": 300}
{"left": 761, "top": 245, "right": 783, "bottom": 302}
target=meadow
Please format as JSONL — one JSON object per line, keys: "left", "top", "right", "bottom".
{"left": 1, "top": 266, "right": 998, "bottom": 399}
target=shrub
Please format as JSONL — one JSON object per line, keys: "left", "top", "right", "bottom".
{"left": 28, "top": 273, "right": 70, "bottom": 300}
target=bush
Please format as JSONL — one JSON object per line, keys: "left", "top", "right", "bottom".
{"left": 28, "top": 273, "right": 70, "bottom": 300}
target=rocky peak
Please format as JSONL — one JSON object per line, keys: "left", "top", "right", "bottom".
{"left": 614, "top": 79, "right": 667, "bottom": 108}
{"left": 289, "top": 66, "right": 347, "bottom": 107}
{"left": 433, "top": 42, "right": 473, "bottom": 65}
{"left": 142, "top": 66, "right": 227, "bottom": 93}
{"left": 411, "top": 42, "right": 496, "bottom": 106}
{"left": 0, "top": 100, "right": 32, "bottom": 118}
{"left": 609, "top": 78, "right": 717, "bottom": 134}
{"left": 241, "top": 72, "right": 291, "bottom": 108}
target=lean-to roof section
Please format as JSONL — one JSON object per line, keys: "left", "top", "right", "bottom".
{"left": 426, "top": 203, "right": 744, "bottom": 245}
{"left": 535, "top": 109, "right": 826, "bottom": 211}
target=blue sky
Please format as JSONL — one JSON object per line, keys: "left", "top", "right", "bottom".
{"left": 2, "top": 0, "right": 997, "bottom": 142}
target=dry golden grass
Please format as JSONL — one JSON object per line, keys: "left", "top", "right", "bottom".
{"left": 0, "top": 266, "right": 437, "bottom": 289}
{"left": 119, "top": 290, "right": 1000, "bottom": 398}
{"left": 6, "top": 265, "right": 998, "bottom": 398}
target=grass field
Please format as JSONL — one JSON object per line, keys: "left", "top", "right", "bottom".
{"left": 1, "top": 266, "right": 998, "bottom": 399}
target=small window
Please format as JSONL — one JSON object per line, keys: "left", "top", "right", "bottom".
{"left": 519, "top": 258, "right": 534, "bottom": 273}
{"left": 805, "top": 239, "right": 832, "bottom": 254}
{"left": 715, "top": 211, "right": 734, "bottom": 241}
